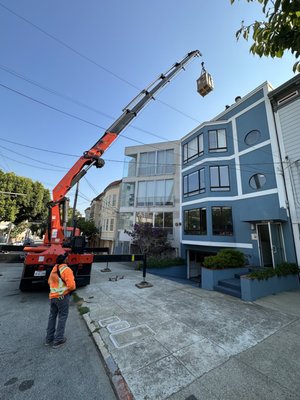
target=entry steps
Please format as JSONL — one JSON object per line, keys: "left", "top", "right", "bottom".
{"left": 214, "top": 276, "right": 242, "bottom": 298}
{"left": 214, "top": 269, "right": 263, "bottom": 299}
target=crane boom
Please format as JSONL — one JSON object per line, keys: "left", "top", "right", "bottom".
{"left": 50, "top": 50, "right": 201, "bottom": 244}
{"left": 20, "top": 49, "right": 212, "bottom": 292}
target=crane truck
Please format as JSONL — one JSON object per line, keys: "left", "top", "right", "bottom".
{"left": 19, "top": 50, "right": 213, "bottom": 291}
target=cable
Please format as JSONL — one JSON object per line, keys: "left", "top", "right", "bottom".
{"left": 0, "top": 144, "right": 67, "bottom": 170}
{"left": 0, "top": 153, "right": 66, "bottom": 172}
{"left": 0, "top": 63, "right": 174, "bottom": 142}
{"left": 0, "top": 137, "right": 78, "bottom": 157}
{"left": 0, "top": 2, "right": 201, "bottom": 123}
{"left": 0, "top": 134, "right": 284, "bottom": 177}
{"left": 0, "top": 4, "right": 282, "bottom": 172}
{"left": 0, "top": 82, "right": 106, "bottom": 130}
{"left": 0, "top": 79, "right": 282, "bottom": 175}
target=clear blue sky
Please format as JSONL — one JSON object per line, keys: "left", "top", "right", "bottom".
{"left": 0, "top": 0, "right": 297, "bottom": 214}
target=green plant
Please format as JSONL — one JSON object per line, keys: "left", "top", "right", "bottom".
{"left": 203, "top": 249, "right": 245, "bottom": 270}
{"left": 78, "top": 305, "right": 90, "bottom": 315}
{"left": 147, "top": 257, "right": 186, "bottom": 269}
{"left": 247, "top": 262, "right": 299, "bottom": 280}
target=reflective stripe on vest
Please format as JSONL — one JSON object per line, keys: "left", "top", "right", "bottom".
{"left": 50, "top": 265, "right": 68, "bottom": 296}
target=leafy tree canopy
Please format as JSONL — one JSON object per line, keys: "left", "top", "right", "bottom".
{"left": 0, "top": 171, "right": 50, "bottom": 224}
{"left": 231, "top": 0, "right": 300, "bottom": 72}
{"left": 125, "top": 223, "right": 172, "bottom": 256}
{"left": 76, "top": 218, "right": 98, "bottom": 239}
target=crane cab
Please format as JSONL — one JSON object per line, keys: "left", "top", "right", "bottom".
{"left": 197, "top": 63, "right": 214, "bottom": 97}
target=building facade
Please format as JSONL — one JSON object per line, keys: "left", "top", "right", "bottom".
{"left": 181, "top": 82, "right": 297, "bottom": 281}
{"left": 89, "top": 180, "right": 121, "bottom": 252}
{"left": 269, "top": 75, "right": 300, "bottom": 266}
{"left": 115, "top": 141, "right": 181, "bottom": 255}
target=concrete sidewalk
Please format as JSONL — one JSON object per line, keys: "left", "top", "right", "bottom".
{"left": 78, "top": 262, "right": 300, "bottom": 400}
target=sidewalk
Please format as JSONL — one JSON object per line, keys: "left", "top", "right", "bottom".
{"left": 78, "top": 262, "right": 300, "bottom": 400}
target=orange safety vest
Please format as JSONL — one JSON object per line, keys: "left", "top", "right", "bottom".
{"left": 48, "top": 263, "right": 76, "bottom": 299}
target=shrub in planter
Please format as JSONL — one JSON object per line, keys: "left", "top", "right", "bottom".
{"left": 246, "top": 262, "right": 299, "bottom": 280}
{"left": 203, "top": 249, "right": 245, "bottom": 270}
{"left": 241, "top": 262, "right": 300, "bottom": 301}
{"left": 147, "top": 257, "right": 186, "bottom": 268}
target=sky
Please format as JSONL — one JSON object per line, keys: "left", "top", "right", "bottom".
{"left": 0, "top": 0, "right": 297, "bottom": 214}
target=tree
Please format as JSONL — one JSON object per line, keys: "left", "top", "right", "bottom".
{"left": 76, "top": 218, "right": 98, "bottom": 239}
{"left": 231, "top": 0, "right": 300, "bottom": 72}
{"left": 0, "top": 171, "right": 50, "bottom": 224}
{"left": 125, "top": 223, "right": 172, "bottom": 256}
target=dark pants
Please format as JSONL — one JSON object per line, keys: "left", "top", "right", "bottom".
{"left": 46, "top": 294, "right": 70, "bottom": 344}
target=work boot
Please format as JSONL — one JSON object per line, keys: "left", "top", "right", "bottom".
{"left": 52, "top": 337, "right": 67, "bottom": 349}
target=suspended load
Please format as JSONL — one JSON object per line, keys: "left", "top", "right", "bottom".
{"left": 197, "top": 62, "right": 214, "bottom": 97}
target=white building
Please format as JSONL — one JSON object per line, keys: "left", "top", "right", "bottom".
{"left": 116, "top": 140, "right": 181, "bottom": 255}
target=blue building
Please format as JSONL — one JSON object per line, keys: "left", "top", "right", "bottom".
{"left": 181, "top": 82, "right": 297, "bottom": 281}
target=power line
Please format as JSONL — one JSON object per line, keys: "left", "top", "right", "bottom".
{"left": 0, "top": 82, "right": 106, "bottom": 129}
{"left": 0, "top": 143, "right": 67, "bottom": 170}
{"left": 0, "top": 135, "right": 284, "bottom": 172}
{"left": 0, "top": 62, "right": 192, "bottom": 143}
{"left": 0, "top": 2, "right": 201, "bottom": 123}
{"left": 0, "top": 153, "right": 65, "bottom": 172}
{"left": 0, "top": 79, "right": 281, "bottom": 172}
{"left": 0, "top": 137, "right": 78, "bottom": 157}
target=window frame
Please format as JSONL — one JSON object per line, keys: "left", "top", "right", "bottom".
{"left": 211, "top": 206, "right": 233, "bottom": 236}
{"left": 184, "top": 208, "right": 207, "bottom": 235}
{"left": 137, "top": 179, "right": 174, "bottom": 207}
{"left": 183, "top": 133, "right": 204, "bottom": 164}
{"left": 183, "top": 168, "right": 205, "bottom": 197}
{"left": 249, "top": 173, "right": 267, "bottom": 190}
{"left": 208, "top": 129, "right": 227, "bottom": 152}
{"left": 210, "top": 165, "right": 230, "bottom": 191}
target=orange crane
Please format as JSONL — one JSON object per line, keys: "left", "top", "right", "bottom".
{"left": 19, "top": 50, "right": 213, "bottom": 291}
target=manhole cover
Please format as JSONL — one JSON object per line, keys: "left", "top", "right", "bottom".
{"left": 98, "top": 316, "right": 120, "bottom": 327}
{"left": 110, "top": 324, "right": 155, "bottom": 348}
{"left": 107, "top": 320, "right": 130, "bottom": 333}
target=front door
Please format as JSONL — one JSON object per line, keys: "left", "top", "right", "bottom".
{"left": 257, "top": 222, "right": 285, "bottom": 267}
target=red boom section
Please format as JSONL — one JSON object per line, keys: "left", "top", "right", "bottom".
{"left": 48, "top": 131, "right": 118, "bottom": 245}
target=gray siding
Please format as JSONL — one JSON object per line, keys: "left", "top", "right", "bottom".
{"left": 278, "top": 98, "right": 300, "bottom": 219}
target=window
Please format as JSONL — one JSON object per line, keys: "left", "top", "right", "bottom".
{"left": 249, "top": 173, "right": 266, "bottom": 190}
{"left": 120, "top": 182, "right": 135, "bottom": 207}
{"left": 137, "top": 179, "right": 174, "bottom": 206}
{"left": 184, "top": 208, "right": 207, "bottom": 235}
{"left": 138, "top": 152, "right": 155, "bottom": 176}
{"left": 112, "top": 194, "right": 117, "bottom": 207}
{"left": 212, "top": 207, "right": 233, "bottom": 235}
{"left": 183, "top": 168, "right": 205, "bottom": 197}
{"left": 245, "top": 130, "right": 261, "bottom": 146}
{"left": 109, "top": 219, "right": 114, "bottom": 231}
{"left": 154, "top": 212, "right": 173, "bottom": 235}
{"left": 210, "top": 166, "right": 230, "bottom": 191}
{"left": 118, "top": 213, "right": 133, "bottom": 230}
{"left": 124, "top": 155, "right": 137, "bottom": 177}
{"left": 135, "top": 212, "right": 153, "bottom": 224}
{"left": 183, "top": 134, "right": 203, "bottom": 164}
{"left": 157, "top": 149, "right": 174, "bottom": 174}
{"left": 138, "top": 149, "right": 175, "bottom": 176}
{"left": 135, "top": 212, "right": 174, "bottom": 235}
{"left": 209, "top": 129, "right": 227, "bottom": 152}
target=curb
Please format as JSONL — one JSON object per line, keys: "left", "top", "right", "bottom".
{"left": 82, "top": 313, "right": 134, "bottom": 400}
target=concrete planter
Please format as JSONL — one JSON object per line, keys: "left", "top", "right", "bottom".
{"left": 148, "top": 265, "right": 187, "bottom": 279}
{"left": 241, "top": 274, "right": 300, "bottom": 302}
{"left": 201, "top": 267, "right": 250, "bottom": 290}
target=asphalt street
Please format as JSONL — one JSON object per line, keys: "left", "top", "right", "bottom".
{"left": 0, "top": 263, "right": 117, "bottom": 400}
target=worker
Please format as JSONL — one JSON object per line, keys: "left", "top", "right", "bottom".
{"left": 45, "top": 253, "right": 76, "bottom": 348}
